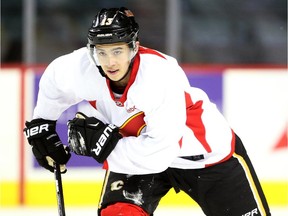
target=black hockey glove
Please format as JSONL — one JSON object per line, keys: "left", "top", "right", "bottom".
{"left": 24, "top": 118, "right": 71, "bottom": 173}
{"left": 67, "top": 112, "right": 122, "bottom": 163}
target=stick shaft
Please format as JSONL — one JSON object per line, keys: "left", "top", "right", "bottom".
{"left": 54, "top": 163, "right": 66, "bottom": 216}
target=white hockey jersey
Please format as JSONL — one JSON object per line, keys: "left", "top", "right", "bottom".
{"left": 33, "top": 46, "right": 235, "bottom": 174}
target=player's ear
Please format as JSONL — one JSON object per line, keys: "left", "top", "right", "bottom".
{"left": 129, "top": 41, "right": 139, "bottom": 60}
{"left": 134, "top": 41, "right": 140, "bottom": 53}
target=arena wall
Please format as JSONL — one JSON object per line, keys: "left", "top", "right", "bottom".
{"left": 0, "top": 65, "right": 287, "bottom": 208}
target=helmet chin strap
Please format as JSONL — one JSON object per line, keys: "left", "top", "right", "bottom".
{"left": 87, "top": 44, "right": 107, "bottom": 77}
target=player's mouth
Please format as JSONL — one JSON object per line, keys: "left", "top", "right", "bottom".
{"left": 106, "top": 69, "right": 119, "bottom": 75}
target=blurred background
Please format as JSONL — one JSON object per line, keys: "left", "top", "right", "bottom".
{"left": 1, "top": 0, "right": 287, "bottom": 65}
{"left": 1, "top": 0, "right": 287, "bottom": 215}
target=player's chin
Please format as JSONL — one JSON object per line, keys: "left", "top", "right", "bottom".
{"left": 106, "top": 73, "right": 124, "bottom": 82}
{"left": 106, "top": 75, "right": 120, "bottom": 82}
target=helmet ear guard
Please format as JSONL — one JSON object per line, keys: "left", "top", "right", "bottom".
{"left": 87, "top": 44, "right": 98, "bottom": 65}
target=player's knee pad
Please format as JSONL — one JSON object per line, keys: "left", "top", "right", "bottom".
{"left": 100, "top": 202, "right": 149, "bottom": 216}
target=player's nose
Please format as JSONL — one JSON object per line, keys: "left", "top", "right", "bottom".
{"left": 105, "top": 56, "right": 117, "bottom": 67}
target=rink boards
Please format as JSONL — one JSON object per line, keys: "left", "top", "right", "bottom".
{"left": 0, "top": 65, "right": 287, "bottom": 207}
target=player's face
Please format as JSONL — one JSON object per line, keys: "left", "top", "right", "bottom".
{"left": 95, "top": 43, "right": 133, "bottom": 82}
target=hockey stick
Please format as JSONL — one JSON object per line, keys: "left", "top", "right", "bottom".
{"left": 54, "top": 162, "right": 66, "bottom": 216}
{"left": 46, "top": 156, "right": 66, "bottom": 216}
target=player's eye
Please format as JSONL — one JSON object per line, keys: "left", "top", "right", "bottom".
{"left": 113, "top": 50, "right": 122, "bottom": 56}
{"left": 97, "top": 51, "right": 106, "bottom": 56}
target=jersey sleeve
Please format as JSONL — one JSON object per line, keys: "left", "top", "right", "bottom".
{"left": 106, "top": 56, "right": 190, "bottom": 174}
{"left": 33, "top": 50, "right": 85, "bottom": 120}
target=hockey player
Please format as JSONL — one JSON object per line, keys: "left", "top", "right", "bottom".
{"left": 24, "top": 7, "right": 271, "bottom": 216}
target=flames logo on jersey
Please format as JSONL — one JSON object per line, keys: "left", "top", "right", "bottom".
{"left": 119, "top": 111, "right": 146, "bottom": 137}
